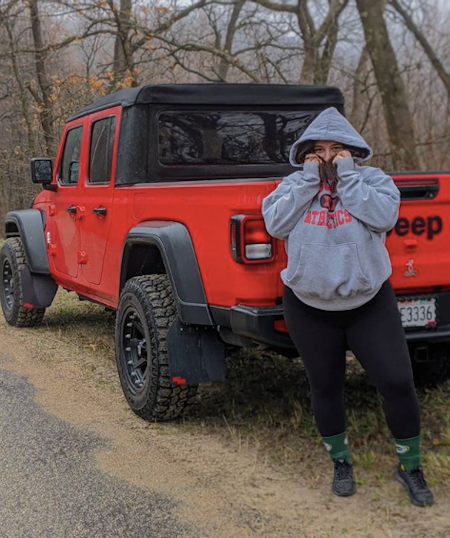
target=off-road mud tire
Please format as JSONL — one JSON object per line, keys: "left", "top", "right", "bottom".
{"left": 410, "top": 342, "right": 450, "bottom": 388}
{"left": 0, "top": 238, "right": 45, "bottom": 327}
{"left": 115, "top": 274, "right": 198, "bottom": 422}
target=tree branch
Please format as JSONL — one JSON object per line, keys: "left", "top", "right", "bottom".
{"left": 389, "top": 0, "right": 450, "bottom": 98}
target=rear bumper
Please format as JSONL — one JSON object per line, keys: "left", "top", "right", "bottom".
{"left": 210, "top": 290, "right": 450, "bottom": 351}
{"left": 229, "top": 304, "right": 294, "bottom": 349}
{"left": 210, "top": 303, "right": 295, "bottom": 350}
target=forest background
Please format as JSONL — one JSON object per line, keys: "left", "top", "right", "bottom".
{"left": 0, "top": 0, "right": 448, "bottom": 229}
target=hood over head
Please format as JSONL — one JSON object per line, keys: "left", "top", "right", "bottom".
{"left": 288, "top": 107, "right": 373, "bottom": 168}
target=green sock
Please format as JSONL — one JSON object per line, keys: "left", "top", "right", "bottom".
{"left": 322, "top": 431, "right": 351, "bottom": 462}
{"left": 395, "top": 434, "right": 421, "bottom": 470}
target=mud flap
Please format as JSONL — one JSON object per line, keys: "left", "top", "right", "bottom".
{"left": 167, "top": 318, "right": 226, "bottom": 384}
{"left": 20, "top": 266, "right": 58, "bottom": 308}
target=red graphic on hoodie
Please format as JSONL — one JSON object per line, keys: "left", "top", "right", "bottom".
{"left": 303, "top": 178, "right": 353, "bottom": 229}
{"left": 320, "top": 193, "right": 339, "bottom": 212}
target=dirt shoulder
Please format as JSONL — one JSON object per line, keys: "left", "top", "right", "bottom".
{"left": 1, "top": 289, "right": 449, "bottom": 537}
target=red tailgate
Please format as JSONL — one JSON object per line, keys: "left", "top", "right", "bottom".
{"left": 387, "top": 172, "right": 450, "bottom": 294}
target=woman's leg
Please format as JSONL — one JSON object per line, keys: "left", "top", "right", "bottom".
{"left": 344, "top": 280, "right": 421, "bottom": 441}
{"left": 283, "top": 284, "right": 348, "bottom": 437}
{"left": 344, "top": 280, "right": 435, "bottom": 505}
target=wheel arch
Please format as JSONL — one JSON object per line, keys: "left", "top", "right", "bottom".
{"left": 120, "top": 221, "right": 214, "bottom": 326}
{"left": 5, "top": 209, "right": 49, "bottom": 274}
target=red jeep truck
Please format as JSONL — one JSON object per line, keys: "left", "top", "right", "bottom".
{"left": 1, "top": 83, "right": 449, "bottom": 422}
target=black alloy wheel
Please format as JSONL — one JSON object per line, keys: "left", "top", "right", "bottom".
{"left": 120, "top": 307, "right": 148, "bottom": 393}
{"left": 2, "top": 257, "right": 14, "bottom": 312}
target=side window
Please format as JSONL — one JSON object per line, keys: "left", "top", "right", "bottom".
{"left": 59, "top": 126, "right": 83, "bottom": 185}
{"left": 88, "top": 116, "right": 116, "bottom": 184}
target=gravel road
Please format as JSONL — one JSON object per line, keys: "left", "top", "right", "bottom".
{"left": 0, "top": 359, "right": 198, "bottom": 538}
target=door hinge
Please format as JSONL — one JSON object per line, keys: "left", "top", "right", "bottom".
{"left": 77, "top": 251, "right": 88, "bottom": 265}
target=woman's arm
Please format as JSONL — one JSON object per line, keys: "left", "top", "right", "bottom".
{"left": 335, "top": 158, "right": 401, "bottom": 233}
{"left": 261, "top": 162, "right": 321, "bottom": 240}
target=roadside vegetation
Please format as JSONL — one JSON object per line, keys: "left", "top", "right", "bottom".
{"left": 1, "top": 281, "right": 449, "bottom": 495}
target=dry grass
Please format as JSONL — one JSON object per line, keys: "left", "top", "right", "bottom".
{"left": 1, "top": 284, "right": 449, "bottom": 493}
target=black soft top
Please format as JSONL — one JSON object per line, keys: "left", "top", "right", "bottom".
{"left": 66, "top": 83, "right": 344, "bottom": 122}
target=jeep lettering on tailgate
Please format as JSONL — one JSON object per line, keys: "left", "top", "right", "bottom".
{"left": 387, "top": 215, "right": 443, "bottom": 239}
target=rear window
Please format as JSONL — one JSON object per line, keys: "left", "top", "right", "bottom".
{"left": 89, "top": 116, "right": 116, "bottom": 184}
{"left": 157, "top": 110, "right": 318, "bottom": 166}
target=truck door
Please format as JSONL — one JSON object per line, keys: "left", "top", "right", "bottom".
{"left": 51, "top": 124, "right": 85, "bottom": 279}
{"left": 79, "top": 108, "right": 120, "bottom": 286}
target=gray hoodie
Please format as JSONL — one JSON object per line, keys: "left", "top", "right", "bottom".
{"left": 261, "top": 107, "right": 401, "bottom": 311}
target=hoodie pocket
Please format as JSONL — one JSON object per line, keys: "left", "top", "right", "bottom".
{"left": 285, "top": 242, "right": 372, "bottom": 300}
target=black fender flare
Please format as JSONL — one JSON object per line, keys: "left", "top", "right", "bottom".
{"left": 5, "top": 209, "right": 49, "bottom": 274}
{"left": 120, "top": 221, "right": 214, "bottom": 326}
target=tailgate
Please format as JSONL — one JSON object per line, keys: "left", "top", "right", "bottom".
{"left": 387, "top": 172, "right": 450, "bottom": 293}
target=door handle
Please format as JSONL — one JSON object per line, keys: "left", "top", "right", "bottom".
{"left": 65, "top": 205, "right": 77, "bottom": 214}
{"left": 93, "top": 207, "right": 107, "bottom": 216}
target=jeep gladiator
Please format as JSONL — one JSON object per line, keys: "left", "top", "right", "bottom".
{"left": 2, "top": 83, "right": 450, "bottom": 421}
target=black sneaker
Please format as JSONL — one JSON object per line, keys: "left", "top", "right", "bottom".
{"left": 394, "top": 463, "right": 434, "bottom": 507}
{"left": 332, "top": 458, "right": 356, "bottom": 497}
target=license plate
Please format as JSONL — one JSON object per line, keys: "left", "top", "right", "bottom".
{"left": 397, "top": 298, "right": 437, "bottom": 328}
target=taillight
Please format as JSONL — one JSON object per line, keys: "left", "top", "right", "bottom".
{"left": 230, "top": 215, "right": 275, "bottom": 264}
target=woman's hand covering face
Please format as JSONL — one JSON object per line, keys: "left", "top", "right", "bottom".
{"left": 305, "top": 153, "right": 321, "bottom": 164}
{"left": 332, "top": 149, "right": 352, "bottom": 164}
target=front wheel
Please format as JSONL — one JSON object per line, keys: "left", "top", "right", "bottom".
{"left": 0, "top": 238, "right": 45, "bottom": 327}
{"left": 115, "top": 275, "right": 198, "bottom": 421}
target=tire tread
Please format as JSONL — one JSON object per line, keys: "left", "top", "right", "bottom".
{"left": 0, "top": 238, "right": 45, "bottom": 327}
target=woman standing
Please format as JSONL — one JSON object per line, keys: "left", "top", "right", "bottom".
{"left": 261, "top": 107, "right": 434, "bottom": 507}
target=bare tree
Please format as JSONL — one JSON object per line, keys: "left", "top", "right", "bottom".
{"left": 109, "top": 0, "right": 136, "bottom": 88}
{"left": 1, "top": 8, "right": 34, "bottom": 153}
{"left": 216, "top": 0, "right": 247, "bottom": 80}
{"left": 28, "top": 0, "right": 56, "bottom": 156}
{"left": 248, "top": 0, "right": 350, "bottom": 84}
{"left": 389, "top": 0, "right": 450, "bottom": 100}
{"left": 356, "top": 0, "right": 420, "bottom": 169}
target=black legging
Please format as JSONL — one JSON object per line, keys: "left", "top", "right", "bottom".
{"left": 283, "top": 279, "right": 420, "bottom": 439}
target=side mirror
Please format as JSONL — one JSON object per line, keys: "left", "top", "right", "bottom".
{"left": 69, "top": 161, "right": 80, "bottom": 184}
{"left": 31, "top": 158, "right": 53, "bottom": 184}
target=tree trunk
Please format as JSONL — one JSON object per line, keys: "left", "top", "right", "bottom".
{"left": 356, "top": 0, "right": 420, "bottom": 170}
{"left": 298, "top": 0, "right": 349, "bottom": 85}
{"left": 350, "top": 46, "right": 371, "bottom": 127}
{"left": 217, "top": 0, "right": 247, "bottom": 81}
{"left": 28, "top": 0, "right": 55, "bottom": 157}
{"left": 299, "top": 40, "right": 317, "bottom": 84}
{"left": 109, "top": 0, "right": 137, "bottom": 89}
{"left": 4, "top": 16, "right": 35, "bottom": 154}
{"left": 313, "top": 21, "right": 338, "bottom": 85}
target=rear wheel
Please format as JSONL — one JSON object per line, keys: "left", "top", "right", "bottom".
{"left": 409, "top": 342, "right": 450, "bottom": 388}
{"left": 115, "top": 274, "right": 198, "bottom": 421}
{"left": 0, "top": 238, "right": 45, "bottom": 327}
